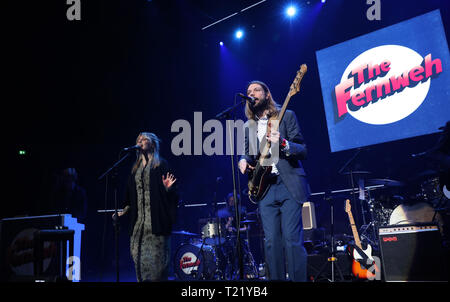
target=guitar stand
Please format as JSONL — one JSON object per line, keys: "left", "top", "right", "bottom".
{"left": 189, "top": 237, "right": 210, "bottom": 280}
{"left": 312, "top": 195, "right": 345, "bottom": 282}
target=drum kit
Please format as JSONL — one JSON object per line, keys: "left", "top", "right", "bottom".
{"left": 350, "top": 171, "right": 448, "bottom": 248}
{"left": 172, "top": 212, "right": 259, "bottom": 281}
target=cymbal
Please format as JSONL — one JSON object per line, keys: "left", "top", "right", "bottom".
{"left": 341, "top": 171, "right": 371, "bottom": 175}
{"left": 241, "top": 220, "right": 256, "bottom": 223}
{"left": 366, "top": 178, "right": 405, "bottom": 187}
{"left": 415, "top": 169, "right": 439, "bottom": 179}
{"left": 172, "top": 230, "right": 199, "bottom": 236}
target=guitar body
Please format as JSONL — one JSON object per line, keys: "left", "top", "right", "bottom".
{"left": 248, "top": 163, "right": 272, "bottom": 204}
{"left": 351, "top": 245, "right": 376, "bottom": 279}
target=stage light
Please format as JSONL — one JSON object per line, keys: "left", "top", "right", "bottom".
{"left": 235, "top": 29, "right": 244, "bottom": 39}
{"left": 219, "top": 41, "right": 224, "bottom": 46}
{"left": 286, "top": 5, "right": 297, "bottom": 17}
{"left": 321, "top": 0, "right": 326, "bottom": 3}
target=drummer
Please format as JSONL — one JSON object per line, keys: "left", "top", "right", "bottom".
{"left": 217, "top": 193, "right": 248, "bottom": 234}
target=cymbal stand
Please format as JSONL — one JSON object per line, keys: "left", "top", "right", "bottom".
{"left": 358, "top": 189, "right": 379, "bottom": 248}
{"left": 190, "top": 237, "right": 209, "bottom": 280}
{"left": 210, "top": 178, "right": 226, "bottom": 280}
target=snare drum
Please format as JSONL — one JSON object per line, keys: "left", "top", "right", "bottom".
{"left": 201, "top": 221, "right": 226, "bottom": 245}
{"left": 174, "top": 243, "right": 217, "bottom": 280}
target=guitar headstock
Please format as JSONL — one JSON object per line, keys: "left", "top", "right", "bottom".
{"left": 288, "top": 64, "right": 307, "bottom": 98}
{"left": 344, "top": 199, "right": 351, "bottom": 214}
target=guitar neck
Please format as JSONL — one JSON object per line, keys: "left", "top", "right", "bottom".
{"left": 256, "top": 64, "right": 306, "bottom": 164}
{"left": 276, "top": 93, "right": 291, "bottom": 128}
{"left": 347, "top": 211, "right": 362, "bottom": 249}
{"left": 258, "top": 94, "right": 292, "bottom": 164}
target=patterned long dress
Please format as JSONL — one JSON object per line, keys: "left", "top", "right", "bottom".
{"left": 130, "top": 163, "right": 170, "bottom": 281}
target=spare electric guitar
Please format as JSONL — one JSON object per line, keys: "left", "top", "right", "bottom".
{"left": 247, "top": 64, "right": 307, "bottom": 204}
{"left": 344, "top": 199, "right": 380, "bottom": 279}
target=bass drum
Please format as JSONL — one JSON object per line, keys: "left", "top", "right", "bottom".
{"left": 389, "top": 202, "right": 444, "bottom": 231}
{"left": 173, "top": 243, "right": 217, "bottom": 281}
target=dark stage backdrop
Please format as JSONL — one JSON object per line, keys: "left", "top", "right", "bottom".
{"left": 4, "top": 0, "right": 449, "bottom": 281}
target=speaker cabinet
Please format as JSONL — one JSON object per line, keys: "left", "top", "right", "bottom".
{"left": 302, "top": 202, "right": 317, "bottom": 230}
{"left": 378, "top": 224, "right": 448, "bottom": 281}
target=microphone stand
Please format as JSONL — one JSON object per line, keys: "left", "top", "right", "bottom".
{"left": 98, "top": 151, "right": 131, "bottom": 282}
{"left": 338, "top": 148, "right": 363, "bottom": 233}
{"left": 313, "top": 193, "right": 345, "bottom": 282}
{"left": 215, "top": 95, "right": 247, "bottom": 279}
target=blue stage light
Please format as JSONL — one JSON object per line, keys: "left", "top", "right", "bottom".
{"left": 286, "top": 5, "right": 297, "bottom": 17}
{"left": 235, "top": 30, "right": 244, "bottom": 39}
{"left": 219, "top": 41, "right": 224, "bottom": 46}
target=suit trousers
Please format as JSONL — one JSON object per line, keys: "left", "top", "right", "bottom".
{"left": 259, "top": 175, "right": 307, "bottom": 281}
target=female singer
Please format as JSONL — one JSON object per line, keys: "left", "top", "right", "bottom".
{"left": 116, "top": 132, "right": 178, "bottom": 281}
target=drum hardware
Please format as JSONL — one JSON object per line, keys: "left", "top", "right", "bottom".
{"left": 240, "top": 220, "right": 256, "bottom": 224}
{"left": 222, "top": 236, "right": 259, "bottom": 280}
{"left": 419, "top": 176, "right": 445, "bottom": 205}
{"left": 173, "top": 205, "right": 260, "bottom": 281}
{"left": 174, "top": 229, "right": 259, "bottom": 280}
{"left": 358, "top": 196, "right": 379, "bottom": 249}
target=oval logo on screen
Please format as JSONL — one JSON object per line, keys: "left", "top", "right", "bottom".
{"left": 334, "top": 45, "right": 443, "bottom": 125}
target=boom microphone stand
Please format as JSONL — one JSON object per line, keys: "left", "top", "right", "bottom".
{"left": 98, "top": 150, "right": 131, "bottom": 282}
{"left": 215, "top": 94, "right": 248, "bottom": 279}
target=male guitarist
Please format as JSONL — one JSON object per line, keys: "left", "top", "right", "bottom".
{"left": 238, "top": 80, "right": 310, "bottom": 281}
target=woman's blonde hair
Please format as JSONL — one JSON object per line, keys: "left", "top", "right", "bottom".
{"left": 244, "top": 80, "right": 280, "bottom": 120}
{"left": 131, "top": 132, "right": 161, "bottom": 173}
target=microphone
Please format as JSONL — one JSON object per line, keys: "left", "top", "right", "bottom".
{"left": 122, "top": 145, "right": 141, "bottom": 152}
{"left": 238, "top": 93, "right": 256, "bottom": 104}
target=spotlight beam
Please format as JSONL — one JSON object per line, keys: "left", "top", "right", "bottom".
{"left": 201, "top": 12, "right": 238, "bottom": 31}
{"left": 240, "top": 0, "right": 267, "bottom": 13}
{"left": 201, "top": 0, "right": 267, "bottom": 31}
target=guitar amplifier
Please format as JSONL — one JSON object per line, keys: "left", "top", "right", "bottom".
{"left": 378, "top": 223, "right": 448, "bottom": 281}
{"left": 302, "top": 202, "right": 317, "bottom": 230}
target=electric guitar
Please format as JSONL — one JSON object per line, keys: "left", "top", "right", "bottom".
{"left": 344, "top": 199, "right": 379, "bottom": 279}
{"left": 247, "top": 64, "right": 307, "bottom": 204}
